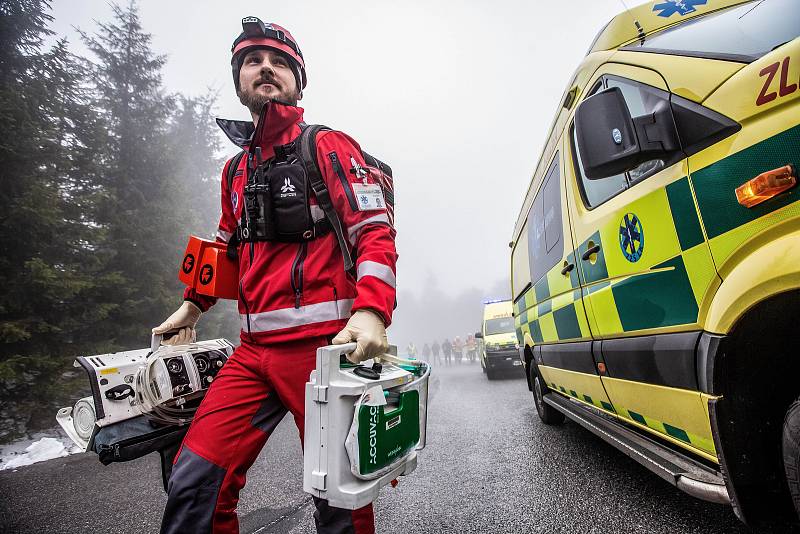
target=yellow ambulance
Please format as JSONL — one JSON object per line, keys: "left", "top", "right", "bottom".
{"left": 510, "top": 0, "right": 800, "bottom": 526}
{"left": 475, "top": 299, "right": 523, "bottom": 379}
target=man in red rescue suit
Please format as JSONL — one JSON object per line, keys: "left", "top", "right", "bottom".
{"left": 153, "top": 17, "right": 397, "bottom": 534}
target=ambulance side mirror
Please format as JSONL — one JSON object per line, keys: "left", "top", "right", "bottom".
{"left": 475, "top": 332, "right": 483, "bottom": 339}
{"left": 575, "top": 86, "right": 679, "bottom": 179}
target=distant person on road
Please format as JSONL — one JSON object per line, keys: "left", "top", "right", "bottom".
{"left": 453, "top": 336, "right": 463, "bottom": 364}
{"left": 466, "top": 334, "right": 477, "bottom": 363}
{"left": 431, "top": 340, "right": 441, "bottom": 366}
{"left": 442, "top": 337, "right": 452, "bottom": 366}
{"left": 406, "top": 341, "right": 417, "bottom": 358}
{"left": 422, "top": 343, "right": 431, "bottom": 362}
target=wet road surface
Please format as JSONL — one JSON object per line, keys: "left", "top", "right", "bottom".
{"left": 1, "top": 362, "right": 794, "bottom": 533}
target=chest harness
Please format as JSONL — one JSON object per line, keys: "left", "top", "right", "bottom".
{"left": 226, "top": 124, "right": 393, "bottom": 273}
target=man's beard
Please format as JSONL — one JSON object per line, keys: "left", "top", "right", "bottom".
{"left": 238, "top": 82, "right": 298, "bottom": 115}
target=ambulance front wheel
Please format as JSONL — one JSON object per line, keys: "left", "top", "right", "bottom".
{"left": 532, "top": 372, "right": 564, "bottom": 425}
{"left": 781, "top": 397, "right": 800, "bottom": 519}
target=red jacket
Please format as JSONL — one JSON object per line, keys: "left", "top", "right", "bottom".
{"left": 184, "top": 102, "right": 397, "bottom": 344}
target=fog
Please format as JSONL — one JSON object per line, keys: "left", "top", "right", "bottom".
{"left": 48, "top": 0, "right": 622, "bottom": 350}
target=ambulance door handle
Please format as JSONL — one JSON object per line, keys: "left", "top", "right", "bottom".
{"left": 582, "top": 244, "right": 601, "bottom": 261}
{"left": 560, "top": 262, "right": 575, "bottom": 276}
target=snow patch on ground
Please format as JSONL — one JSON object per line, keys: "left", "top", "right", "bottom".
{"left": 0, "top": 431, "right": 82, "bottom": 471}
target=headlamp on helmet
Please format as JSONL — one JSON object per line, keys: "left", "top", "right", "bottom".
{"left": 242, "top": 16, "right": 266, "bottom": 39}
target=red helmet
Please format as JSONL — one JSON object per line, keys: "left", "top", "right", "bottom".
{"left": 231, "top": 17, "right": 307, "bottom": 92}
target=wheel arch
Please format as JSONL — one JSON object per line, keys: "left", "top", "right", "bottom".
{"left": 523, "top": 344, "right": 536, "bottom": 392}
{"left": 708, "top": 288, "right": 800, "bottom": 525}
{"left": 705, "top": 228, "right": 800, "bottom": 335}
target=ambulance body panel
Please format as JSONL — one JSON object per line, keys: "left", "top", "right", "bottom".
{"left": 692, "top": 38, "right": 800, "bottom": 334}
{"left": 511, "top": 0, "right": 800, "bottom": 525}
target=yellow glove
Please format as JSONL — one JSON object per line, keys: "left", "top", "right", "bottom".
{"left": 152, "top": 301, "right": 202, "bottom": 346}
{"left": 332, "top": 309, "right": 388, "bottom": 363}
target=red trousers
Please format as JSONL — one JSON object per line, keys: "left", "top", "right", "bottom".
{"left": 160, "top": 335, "right": 375, "bottom": 534}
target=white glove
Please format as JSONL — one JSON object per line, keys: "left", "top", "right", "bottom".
{"left": 152, "top": 301, "right": 202, "bottom": 346}
{"left": 332, "top": 309, "right": 388, "bottom": 363}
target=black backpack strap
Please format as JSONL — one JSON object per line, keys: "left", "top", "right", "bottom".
{"left": 298, "top": 125, "right": 355, "bottom": 272}
{"left": 224, "top": 151, "right": 246, "bottom": 260}
{"left": 225, "top": 150, "right": 246, "bottom": 190}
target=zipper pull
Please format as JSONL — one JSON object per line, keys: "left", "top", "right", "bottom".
{"left": 350, "top": 155, "right": 368, "bottom": 184}
{"left": 295, "top": 290, "right": 301, "bottom": 309}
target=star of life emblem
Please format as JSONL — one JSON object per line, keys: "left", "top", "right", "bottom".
{"left": 652, "top": 0, "right": 707, "bottom": 17}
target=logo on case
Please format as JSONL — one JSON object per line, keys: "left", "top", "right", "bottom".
{"left": 281, "top": 177, "right": 296, "bottom": 193}
{"left": 280, "top": 177, "right": 297, "bottom": 198}
{"left": 182, "top": 254, "right": 195, "bottom": 274}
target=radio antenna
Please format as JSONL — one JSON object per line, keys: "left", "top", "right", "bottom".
{"left": 618, "top": 0, "right": 646, "bottom": 44}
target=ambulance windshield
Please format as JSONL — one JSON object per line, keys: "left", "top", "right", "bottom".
{"left": 485, "top": 317, "right": 514, "bottom": 336}
{"left": 624, "top": 0, "right": 799, "bottom": 63}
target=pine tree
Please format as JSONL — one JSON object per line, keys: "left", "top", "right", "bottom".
{"left": 0, "top": 0, "right": 54, "bottom": 349}
{"left": 168, "top": 93, "right": 241, "bottom": 341}
{"left": 0, "top": 1, "right": 108, "bottom": 439}
{"left": 79, "top": 1, "right": 181, "bottom": 347}
{"left": 0, "top": 0, "right": 241, "bottom": 441}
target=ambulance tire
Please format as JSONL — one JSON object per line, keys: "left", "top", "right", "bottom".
{"left": 532, "top": 371, "right": 564, "bottom": 425}
{"left": 782, "top": 398, "right": 800, "bottom": 518}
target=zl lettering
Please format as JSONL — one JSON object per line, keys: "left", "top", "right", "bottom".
{"left": 757, "top": 56, "right": 797, "bottom": 106}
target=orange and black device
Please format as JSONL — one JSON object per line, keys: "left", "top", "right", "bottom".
{"left": 179, "top": 236, "right": 238, "bottom": 300}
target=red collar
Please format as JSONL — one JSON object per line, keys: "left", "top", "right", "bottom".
{"left": 250, "top": 100, "right": 304, "bottom": 160}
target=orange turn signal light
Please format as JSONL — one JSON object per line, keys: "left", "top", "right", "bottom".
{"left": 735, "top": 164, "right": 796, "bottom": 208}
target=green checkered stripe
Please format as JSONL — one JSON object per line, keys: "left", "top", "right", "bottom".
{"left": 548, "top": 379, "right": 616, "bottom": 413}
{"left": 549, "top": 380, "right": 715, "bottom": 453}
{"left": 615, "top": 404, "right": 715, "bottom": 453}
{"left": 514, "top": 175, "right": 710, "bottom": 342}
{"left": 692, "top": 123, "right": 800, "bottom": 240}
{"left": 574, "top": 176, "right": 713, "bottom": 333}
{"left": 514, "top": 252, "right": 588, "bottom": 344}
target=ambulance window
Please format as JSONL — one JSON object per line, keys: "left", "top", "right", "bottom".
{"left": 527, "top": 193, "right": 547, "bottom": 283}
{"left": 571, "top": 125, "right": 627, "bottom": 208}
{"left": 571, "top": 76, "right": 675, "bottom": 209}
{"left": 621, "top": 0, "right": 799, "bottom": 63}
{"left": 485, "top": 317, "right": 515, "bottom": 335}
{"left": 528, "top": 154, "right": 563, "bottom": 284}
{"left": 542, "top": 157, "right": 562, "bottom": 255}
{"left": 512, "top": 225, "right": 531, "bottom": 301}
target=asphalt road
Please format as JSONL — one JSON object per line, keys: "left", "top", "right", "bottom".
{"left": 1, "top": 362, "right": 796, "bottom": 533}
